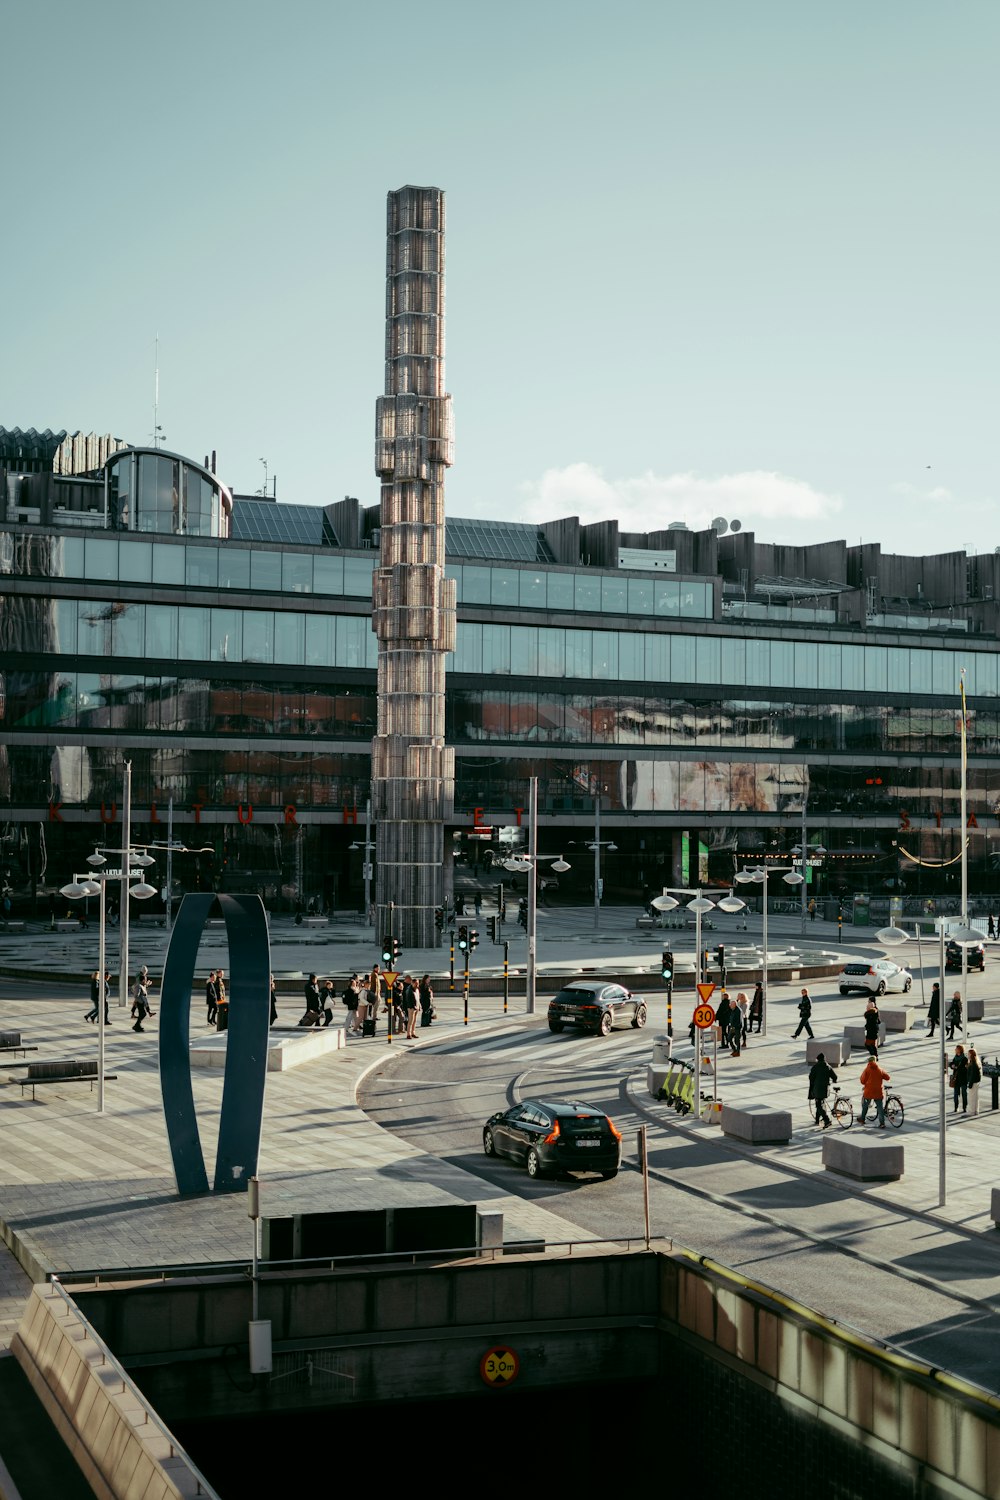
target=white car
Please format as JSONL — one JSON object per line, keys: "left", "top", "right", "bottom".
{"left": 839, "top": 960, "right": 912, "bottom": 997}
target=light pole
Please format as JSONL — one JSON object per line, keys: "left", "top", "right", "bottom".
{"left": 60, "top": 859, "right": 157, "bottom": 1111}
{"left": 734, "top": 863, "right": 804, "bottom": 1035}
{"left": 503, "top": 777, "right": 570, "bottom": 1015}
{"left": 589, "top": 792, "right": 617, "bottom": 931}
{"left": 349, "top": 796, "right": 376, "bottom": 926}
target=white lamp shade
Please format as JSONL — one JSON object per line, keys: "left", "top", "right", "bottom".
{"left": 735, "top": 868, "right": 765, "bottom": 884}
{"left": 947, "top": 923, "right": 985, "bottom": 946}
{"left": 59, "top": 881, "right": 88, "bottom": 900}
{"left": 716, "top": 895, "right": 746, "bottom": 913}
{"left": 81, "top": 879, "right": 102, "bottom": 897}
{"left": 550, "top": 858, "right": 570, "bottom": 873}
{"left": 686, "top": 895, "right": 715, "bottom": 914}
{"left": 650, "top": 895, "right": 679, "bottom": 912}
{"left": 130, "top": 852, "right": 155, "bottom": 869}
{"left": 130, "top": 880, "right": 158, "bottom": 901}
{"left": 782, "top": 872, "right": 804, "bottom": 886}
{"left": 86, "top": 852, "right": 107, "bottom": 868}
{"left": 504, "top": 858, "right": 532, "bottom": 873}
{"left": 875, "top": 925, "right": 909, "bottom": 946}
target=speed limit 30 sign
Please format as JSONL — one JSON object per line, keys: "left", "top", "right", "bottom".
{"left": 693, "top": 1003, "right": 716, "bottom": 1030}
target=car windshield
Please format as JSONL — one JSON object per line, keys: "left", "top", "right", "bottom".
{"left": 560, "top": 1115, "right": 606, "bottom": 1134}
{"left": 552, "top": 988, "right": 599, "bottom": 1006}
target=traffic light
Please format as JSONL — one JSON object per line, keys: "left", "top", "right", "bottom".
{"left": 661, "top": 948, "right": 673, "bottom": 982}
{"left": 381, "top": 935, "right": 392, "bottom": 965}
{"left": 496, "top": 883, "right": 506, "bottom": 921}
{"left": 715, "top": 943, "right": 725, "bottom": 970}
{"left": 469, "top": 928, "right": 479, "bottom": 951}
{"left": 488, "top": 915, "right": 498, "bottom": 942}
{"left": 458, "top": 925, "right": 469, "bottom": 951}
{"left": 392, "top": 936, "right": 402, "bottom": 961}
{"left": 517, "top": 898, "right": 528, "bottom": 930}
{"left": 435, "top": 907, "right": 444, "bottom": 931}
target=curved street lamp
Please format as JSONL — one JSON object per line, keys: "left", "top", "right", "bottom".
{"left": 734, "top": 864, "right": 804, "bottom": 1035}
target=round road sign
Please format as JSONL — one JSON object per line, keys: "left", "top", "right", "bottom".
{"left": 693, "top": 1004, "right": 716, "bottom": 1030}
{"left": 480, "top": 1346, "right": 520, "bottom": 1386}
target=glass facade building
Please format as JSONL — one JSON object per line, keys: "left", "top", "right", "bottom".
{"left": 2, "top": 442, "right": 999, "bottom": 910}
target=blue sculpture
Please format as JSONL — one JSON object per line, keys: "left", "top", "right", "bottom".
{"left": 159, "top": 893, "right": 271, "bottom": 1196}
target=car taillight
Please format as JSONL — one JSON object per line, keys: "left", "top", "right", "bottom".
{"left": 606, "top": 1117, "right": 622, "bottom": 1142}
{"left": 543, "top": 1120, "right": 561, "bottom": 1144}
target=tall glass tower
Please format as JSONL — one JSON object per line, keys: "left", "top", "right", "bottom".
{"left": 372, "top": 185, "right": 456, "bottom": 947}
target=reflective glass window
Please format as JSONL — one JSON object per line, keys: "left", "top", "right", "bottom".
{"left": 305, "top": 614, "right": 335, "bottom": 667}
{"left": 343, "top": 557, "right": 374, "bottom": 596}
{"left": 818, "top": 645, "right": 840, "bottom": 691}
{"left": 313, "top": 553, "right": 344, "bottom": 595}
{"left": 864, "top": 646, "right": 888, "bottom": 693}
{"left": 178, "top": 606, "right": 209, "bottom": 660}
{"left": 932, "top": 651, "right": 955, "bottom": 695}
{"left": 537, "top": 627, "right": 565, "bottom": 676}
{"left": 721, "top": 638, "right": 746, "bottom": 684}
{"left": 574, "top": 573, "right": 601, "bottom": 613}
{"left": 483, "top": 625, "right": 511, "bottom": 674}
{"left": 519, "top": 571, "right": 547, "bottom": 608}
{"left": 250, "top": 550, "right": 282, "bottom": 591}
{"left": 460, "top": 565, "right": 490, "bottom": 604}
{"left": 655, "top": 579, "right": 680, "bottom": 617}
{"left": 546, "top": 571, "right": 574, "bottom": 611}
{"left": 119, "top": 539, "right": 152, "bottom": 583}
{"left": 85, "top": 537, "right": 118, "bottom": 580}
{"left": 627, "top": 577, "right": 654, "bottom": 615}
{"left": 77, "top": 600, "right": 112, "bottom": 656}
{"left": 453, "top": 624, "right": 482, "bottom": 674}
{"left": 510, "top": 625, "right": 538, "bottom": 676}
{"left": 146, "top": 604, "right": 177, "bottom": 658}
{"left": 645, "top": 635, "right": 670, "bottom": 683}
{"left": 282, "top": 552, "right": 313, "bottom": 593}
{"left": 746, "top": 639, "right": 770, "bottom": 686}
{"left": 973, "top": 653, "right": 998, "bottom": 697}
{"left": 54, "top": 599, "right": 78, "bottom": 652}
{"left": 490, "top": 569, "right": 518, "bottom": 608}
{"left": 770, "top": 640, "right": 794, "bottom": 688}
{"left": 59, "top": 535, "right": 84, "bottom": 578}
{"left": 672, "top": 636, "right": 696, "bottom": 683}
{"left": 696, "top": 636, "right": 721, "bottom": 684}
{"left": 219, "top": 548, "right": 251, "bottom": 590}
{"left": 592, "top": 630, "right": 618, "bottom": 678}
{"left": 794, "top": 641, "right": 818, "bottom": 688}
{"left": 113, "top": 603, "right": 145, "bottom": 657}
{"left": 842, "top": 645, "right": 864, "bottom": 692}
{"left": 243, "top": 611, "right": 275, "bottom": 664}
{"left": 910, "top": 649, "right": 933, "bottom": 693}
{"left": 619, "top": 632, "right": 643, "bottom": 679}
{"left": 602, "top": 575, "right": 628, "bottom": 613}
{"left": 887, "top": 648, "right": 910, "bottom": 694}
{"left": 565, "top": 629, "right": 592, "bottom": 678}
{"left": 275, "top": 611, "right": 305, "bottom": 664}
{"left": 152, "top": 543, "right": 185, "bottom": 585}
{"left": 210, "top": 608, "right": 243, "bottom": 663}
{"left": 187, "top": 547, "right": 219, "bottom": 588}
{"left": 337, "top": 615, "right": 368, "bottom": 668}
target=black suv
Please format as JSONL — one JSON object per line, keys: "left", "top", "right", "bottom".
{"left": 483, "top": 1098, "right": 622, "bottom": 1179}
{"left": 547, "top": 980, "right": 647, "bottom": 1036}
{"left": 946, "top": 940, "right": 986, "bottom": 972}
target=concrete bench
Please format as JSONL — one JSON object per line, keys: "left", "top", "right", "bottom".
{"left": 881, "top": 1007, "right": 915, "bottom": 1033}
{"left": 967, "top": 999, "right": 985, "bottom": 1022}
{"left": 844, "top": 1023, "right": 886, "bottom": 1049}
{"left": 635, "top": 915, "right": 654, "bottom": 929}
{"left": 990, "top": 1188, "right": 1000, "bottom": 1229}
{"left": 720, "top": 1104, "right": 793, "bottom": 1144}
{"left": 303, "top": 916, "right": 329, "bottom": 927}
{"left": 54, "top": 919, "right": 82, "bottom": 932}
{"left": 822, "top": 1134, "right": 903, "bottom": 1181}
{"left": 16, "top": 1059, "right": 117, "bottom": 1102}
{"left": 807, "top": 1038, "right": 849, "bottom": 1065}
{"left": 0, "top": 1029, "right": 37, "bottom": 1059}
{"left": 0, "top": 920, "right": 26, "bottom": 933}
{"left": 647, "top": 1063, "right": 671, "bottom": 1098}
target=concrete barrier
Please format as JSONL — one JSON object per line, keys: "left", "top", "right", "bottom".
{"left": 807, "top": 1038, "right": 848, "bottom": 1064}
{"left": 968, "top": 998, "right": 985, "bottom": 1022}
{"left": 721, "top": 1105, "right": 793, "bottom": 1144}
{"left": 823, "top": 1134, "right": 904, "bottom": 1181}
{"left": 647, "top": 1063, "right": 671, "bottom": 1098}
{"left": 881, "top": 1007, "right": 915, "bottom": 1033}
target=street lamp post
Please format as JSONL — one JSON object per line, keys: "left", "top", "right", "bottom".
{"left": 503, "top": 777, "right": 570, "bottom": 1015}
{"left": 587, "top": 791, "right": 617, "bottom": 932}
{"left": 734, "top": 863, "right": 804, "bottom": 1035}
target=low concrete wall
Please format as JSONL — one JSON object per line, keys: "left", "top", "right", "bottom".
{"left": 12, "top": 1284, "right": 217, "bottom": 1500}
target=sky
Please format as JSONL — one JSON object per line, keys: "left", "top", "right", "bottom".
{"left": 3, "top": 0, "right": 998, "bottom": 556}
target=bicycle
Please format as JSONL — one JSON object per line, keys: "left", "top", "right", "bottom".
{"left": 830, "top": 1088, "right": 854, "bottom": 1128}
{"left": 860, "top": 1091, "right": 904, "bottom": 1129}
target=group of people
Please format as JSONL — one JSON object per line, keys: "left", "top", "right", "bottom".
{"left": 85, "top": 966, "right": 154, "bottom": 1031}
{"left": 296, "top": 967, "right": 436, "bottom": 1039}
{"left": 690, "top": 983, "right": 763, "bottom": 1055}
{"left": 926, "top": 982, "right": 964, "bottom": 1040}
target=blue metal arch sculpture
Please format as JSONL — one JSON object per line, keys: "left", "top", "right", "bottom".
{"left": 159, "top": 893, "right": 271, "bottom": 1196}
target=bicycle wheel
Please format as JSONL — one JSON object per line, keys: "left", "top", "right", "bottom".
{"left": 832, "top": 1095, "right": 854, "bottom": 1129}
{"left": 884, "top": 1094, "right": 904, "bottom": 1129}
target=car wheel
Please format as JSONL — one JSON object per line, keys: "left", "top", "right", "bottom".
{"left": 600, "top": 1169, "right": 618, "bottom": 1180}
{"left": 483, "top": 1128, "right": 496, "bottom": 1157}
{"left": 548, "top": 1020, "right": 563, "bottom": 1033}
{"left": 903, "top": 978, "right": 912, "bottom": 993}
{"left": 839, "top": 988, "right": 849, "bottom": 996}
{"left": 631, "top": 1005, "right": 647, "bottom": 1029}
{"left": 876, "top": 981, "right": 886, "bottom": 996}
{"left": 526, "top": 1147, "right": 546, "bottom": 1179}
{"left": 599, "top": 1011, "right": 613, "bottom": 1036}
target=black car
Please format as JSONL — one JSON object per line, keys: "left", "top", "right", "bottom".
{"left": 547, "top": 980, "right": 647, "bottom": 1036}
{"left": 946, "top": 940, "right": 986, "bottom": 971}
{"left": 483, "top": 1098, "right": 622, "bottom": 1179}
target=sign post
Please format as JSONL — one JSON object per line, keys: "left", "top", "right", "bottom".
{"left": 693, "top": 982, "right": 716, "bottom": 1122}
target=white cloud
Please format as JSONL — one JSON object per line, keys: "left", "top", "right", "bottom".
{"left": 512, "top": 462, "right": 843, "bottom": 534}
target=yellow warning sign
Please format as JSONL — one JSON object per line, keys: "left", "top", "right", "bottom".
{"left": 480, "top": 1347, "right": 520, "bottom": 1386}
{"left": 695, "top": 982, "right": 716, "bottom": 1004}
{"left": 381, "top": 972, "right": 398, "bottom": 987}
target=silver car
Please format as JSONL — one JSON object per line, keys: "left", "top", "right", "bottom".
{"left": 838, "top": 959, "right": 912, "bottom": 997}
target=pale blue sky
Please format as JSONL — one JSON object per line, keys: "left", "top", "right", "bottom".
{"left": 4, "top": 0, "right": 997, "bottom": 554}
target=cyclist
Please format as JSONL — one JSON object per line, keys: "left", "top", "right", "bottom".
{"left": 808, "top": 1051, "right": 838, "bottom": 1129}
{"left": 859, "top": 1055, "right": 891, "bottom": 1128}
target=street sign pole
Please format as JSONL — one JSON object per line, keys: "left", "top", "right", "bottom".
{"left": 503, "top": 940, "right": 509, "bottom": 1014}
{"left": 693, "top": 983, "right": 716, "bottom": 1124}
{"left": 638, "top": 1124, "right": 650, "bottom": 1250}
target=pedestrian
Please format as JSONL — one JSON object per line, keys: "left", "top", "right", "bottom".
{"left": 859, "top": 1055, "right": 890, "bottom": 1127}
{"left": 715, "top": 990, "right": 732, "bottom": 1043}
{"left": 300, "top": 973, "right": 323, "bottom": 1027}
{"left": 474, "top": 891, "right": 482, "bottom": 918}
{"left": 48, "top": 891, "right": 56, "bottom": 930}
{"left": 927, "top": 982, "right": 940, "bottom": 1038}
{"left": 215, "top": 969, "right": 228, "bottom": 1030}
{"left": 85, "top": 970, "right": 111, "bottom": 1025}
{"left": 793, "top": 988, "right": 814, "bottom": 1039}
{"left": 808, "top": 1052, "right": 837, "bottom": 1128}
{"left": 749, "top": 981, "right": 763, "bottom": 1034}
{"left": 863, "top": 998, "right": 882, "bottom": 1057}
{"left": 808, "top": 898, "right": 816, "bottom": 922}
{"left": 946, "top": 990, "right": 962, "bottom": 1041}
{"left": 403, "top": 974, "right": 419, "bottom": 1038}
{"left": 269, "top": 975, "right": 278, "bottom": 1026}
{"left": 989, "top": 914, "right": 996, "bottom": 941}
{"left": 205, "top": 970, "right": 218, "bottom": 1027}
{"left": 321, "top": 979, "right": 336, "bottom": 1026}
{"left": 342, "top": 974, "right": 360, "bottom": 1032}
{"left": 736, "top": 991, "right": 749, "bottom": 1047}
{"left": 948, "top": 1043, "right": 969, "bottom": 1113}
{"left": 728, "top": 1002, "right": 742, "bottom": 1057}
{"left": 455, "top": 892, "right": 465, "bottom": 917}
{"left": 131, "top": 973, "right": 151, "bottom": 1032}
{"left": 391, "top": 977, "right": 406, "bottom": 1034}
{"left": 967, "top": 1045, "right": 983, "bottom": 1115}
{"left": 419, "top": 973, "right": 434, "bottom": 1027}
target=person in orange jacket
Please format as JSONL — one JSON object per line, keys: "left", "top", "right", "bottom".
{"left": 860, "top": 1055, "right": 890, "bottom": 1127}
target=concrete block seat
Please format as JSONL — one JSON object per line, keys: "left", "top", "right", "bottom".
{"left": 843, "top": 1024, "right": 867, "bottom": 1048}
{"left": 647, "top": 1063, "right": 671, "bottom": 1098}
{"left": 881, "top": 1007, "right": 915, "bottom": 1033}
{"left": 823, "top": 1134, "right": 903, "bottom": 1181}
{"left": 720, "top": 1104, "right": 793, "bottom": 1144}
{"left": 806, "top": 1038, "right": 849, "bottom": 1065}
{"left": 991, "top": 1188, "right": 1000, "bottom": 1228}
{"left": 967, "top": 999, "right": 985, "bottom": 1022}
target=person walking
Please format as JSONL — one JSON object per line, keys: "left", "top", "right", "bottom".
{"left": 205, "top": 970, "right": 218, "bottom": 1027}
{"left": 391, "top": 976, "right": 406, "bottom": 1035}
{"left": 808, "top": 898, "right": 816, "bottom": 922}
{"left": 403, "top": 974, "right": 419, "bottom": 1038}
{"left": 793, "top": 988, "right": 814, "bottom": 1039}
{"left": 808, "top": 1052, "right": 838, "bottom": 1128}
{"left": 863, "top": 998, "right": 882, "bottom": 1057}
{"left": 85, "top": 970, "right": 111, "bottom": 1025}
{"left": 474, "top": 891, "right": 482, "bottom": 918}
{"left": 301, "top": 973, "right": 323, "bottom": 1026}
{"left": 736, "top": 991, "right": 749, "bottom": 1047}
{"left": 989, "top": 914, "right": 996, "bottom": 941}
{"left": 749, "top": 981, "right": 763, "bottom": 1034}
{"left": 269, "top": 975, "right": 278, "bottom": 1026}
{"left": 967, "top": 1045, "right": 983, "bottom": 1115}
{"left": 727, "top": 1002, "right": 743, "bottom": 1057}
{"left": 419, "top": 973, "right": 434, "bottom": 1027}
{"left": 131, "top": 971, "right": 152, "bottom": 1032}
{"left": 927, "top": 982, "right": 940, "bottom": 1038}
{"left": 321, "top": 979, "right": 336, "bottom": 1026}
{"left": 859, "top": 1055, "right": 890, "bottom": 1127}
{"left": 946, "top": 990, "right": 963, "bottom": 1041}
{"left": 949, "top": 1043, "right": 969, "bottom": 1113}
{"left": 715, "top": 990, "right": 732, "bottom": 1044}
{"left": 343, "top": 974, "right": 361, "bottom": 1033}
{"left": 215, "top": 969, "right": 229, "bottom": 1031}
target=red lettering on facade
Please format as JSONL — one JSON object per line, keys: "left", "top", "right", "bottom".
{"left": 284, "top": 805, "right": 298, "bottom": 825}
{"left": 48, "top": 801, "right": 63, "bottom": 822}
{"left": 237, "top": 804, "right": 253, "bottom": 825}
{"left": 190, "top": 803, "right": 203, "bottom": 824}
{"left": 968, "top": 812, "right": 979, "bottom": 828}
{"left": 934, "top": 808, "right": 942, "bottom": 828}
{"left": 898, "top": 810, "right": 911, "bottom": 831}
{"left": 342, "top": 805, "right": 357, "bottom": 824}
{"left": 513, "top": 807, "right": 524, "bottom": 826}
{"left": 100, "top": 802, "right": 117, "bottom": 824}
{"left": 473, "top": 807, "right": 486, "bottom": 827}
